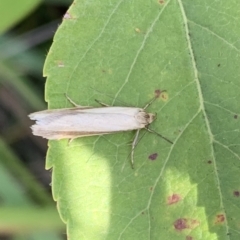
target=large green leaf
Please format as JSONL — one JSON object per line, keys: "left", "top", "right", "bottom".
{"left": 43, "top": 0, "right": 240, "bottom": 239}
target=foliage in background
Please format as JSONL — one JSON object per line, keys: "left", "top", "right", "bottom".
{"left": 0, "top": 0, "right": 41, "bottom": 33}
{"left": 0, "top": 0, "right": 71, "bottom": 239}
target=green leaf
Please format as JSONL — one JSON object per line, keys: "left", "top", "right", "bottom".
{"left": 0, "top": 0, "right": 41, "bottom": 34}
{"left": 43, "top": 0, "right": 240, "bottom": 239}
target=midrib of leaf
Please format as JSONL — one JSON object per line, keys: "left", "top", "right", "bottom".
{"left": 115, "top": 1, "right": 204, "bottom": 238}
{"left": 177, "top": 0, "right": 229, "bottom": 235}
{"left": 118, "top": 82, "right": 204, "bottom": 239}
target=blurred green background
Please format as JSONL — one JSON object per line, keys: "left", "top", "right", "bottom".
{"left": 0, "top": 1, "right": 72, "bottom": 239}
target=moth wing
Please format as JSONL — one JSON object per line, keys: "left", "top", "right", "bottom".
{"left": 29, "top": 107, "right": 94, "bottom": 120}
{"left": 31, "top": 129, "right": 114, "bottom": 140}
{"left": 29, "top": 107, "right": 145, "bottom": 139}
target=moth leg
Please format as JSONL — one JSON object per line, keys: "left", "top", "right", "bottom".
{"left": 131, "top": 129, "right": 140, "bottom": 169}
{"left": 65, "top": 94, "right": 92, "bottom": 108}
{"left": 95, "top": 99, "right": 109, "bottom": 107}
{"left": 68, "top": 138, "right": 74, "bottom": 145}
{"left": 65, "top": 94, "right": 81, "bottom": 107}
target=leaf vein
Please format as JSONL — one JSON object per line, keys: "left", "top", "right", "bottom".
{"left": 204, "top": 101, "right": 239, "bottom": 115}
{"left": 113, "top": 0, "right": 171, "bottom": 102}
{"left": 188, "top": 19, "right": 240, "bottom": 53}
{"left": 214, "top": 140, "right": 240, "bottom": 161}
{"left": 65, "top": 0, "right": 125, "bottom": 100}
{"left": 146, "top": 108, "right": 201, "bottom": 236}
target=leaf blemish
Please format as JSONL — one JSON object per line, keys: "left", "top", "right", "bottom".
{"left": 173, "top": 218, "right": 188, "bottom": 231}
{"left": 173, "top": 218, "right": 199, "bottom": 231}
{"left": 154, "top": 89, "right": 161, "bottom": 97}
{"left": 234, "top": 114, "right": 238, "bottom": 119}
{"left": 186, "top": 236, "right": 193, "bottom": 240}
{"left": 154, "top": 89, "right": 169, "bottom": 101}
{"left": 207, "top": 160, "right": 212, "bottom": 164}
{"left": 135, "top": 28, "right": 141, "bottom": 33}
{"left": 215, "top": 214, "right": 225, "bottom": 224}
{"left": 161, "top": 91, "right": 169, "bottom": 101}
{"left": 63, "top": 12, "right": 72, "bottom": 19}
{"left": 167, "top": 194, "right": 181, "bottom": 205}
{"left": 233, "top": 191, "right": 240, "bottom": 197}
{"left": 158, "top": 0, "right": 164, "bottom": 4}
{"left": 57, "top": 61, "right": 65, "bottom": 67}
{"left": 148, "top": 153, "right": 158, "bottom": 160}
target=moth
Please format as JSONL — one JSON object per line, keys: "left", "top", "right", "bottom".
{"left": 29, "top": 94, "right": 172, "bottom": 168}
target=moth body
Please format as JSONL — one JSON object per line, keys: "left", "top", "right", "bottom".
{"left": 29, "top": 106, "right": 156, "bottom": 140}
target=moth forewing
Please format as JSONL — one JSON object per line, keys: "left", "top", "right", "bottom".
{"left": 29, "top": 106, "right": 156, "bottom": 139}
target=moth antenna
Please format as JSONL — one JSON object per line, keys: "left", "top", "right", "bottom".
{"left": 143, "top": 97, "right": 157, "bottom": 110}
{"left": 146, "top": 127, "right": 173, "bottom": 144}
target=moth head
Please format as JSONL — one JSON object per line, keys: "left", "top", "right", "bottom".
{"left": 147, "top": 113, "right": 157, "bottom": 124}
{"left": 136, "top": 111, "right": 157, "bottom": 125}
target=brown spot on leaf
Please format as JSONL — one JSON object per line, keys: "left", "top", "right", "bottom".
{"left": 159, "top": 0, "right": 164, "bottom": 4}
{"left": 148, "top": 153, "right": 158, "bottom": 160}
{"left": 155, "top": 89, "right": 161, "bottom": 98}
{"left": 168, "top": 194, "right": 181, "bottom": 205}
{"left": 215, "top": 214, "right": 225, "bottom": 224}
{"left": 174, "top": 218, "right": 188, "bottom": 231}
{"left": 207, "top": 160, "right": 212, "bottom": 164}
{"left": 234, "top": 114, "right": 238, "bottom": 119}
{"left": 233, "top": 191, "right": 240, "bottom": 197}
{"left": 186, "top": 236, "right": 193, "bottom": 240}
{"left": 154, "top": 89, "right": 169, "bottom": 101}
{"left": 217, "top": 64, "right": 221, "bottom": 67}
{"left": 174, "top": 218, "right": 199, "bottom": 231}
